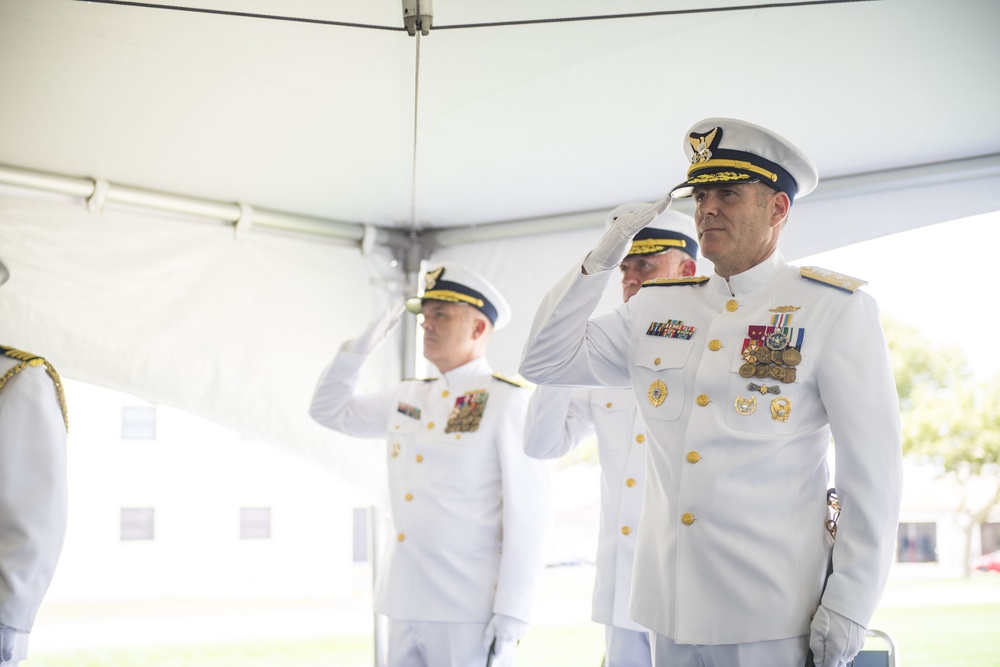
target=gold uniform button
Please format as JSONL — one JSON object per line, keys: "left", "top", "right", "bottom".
{"left": 441, "top": 390, "right": 450, "bottom": 398}
{"left": 394, "top": 424, "right": 400, "bottom": 430}
{"left": 635, "top": 434, "right": 646, "bottom": 444}
{"left": 621, "top": 526, "right": 631, "bottom": 536}
{"left": 455, "top": 434, "right": 461, "bottom": 440}
{"left": 606, "top": 402, "right": 613, "bottom": 409}
{"left": 397, "top": 533, "right": 406, "bottom": 541}
{"left": 426, "top": 422, "right": 435, "bottom": 429}
{"left": 696, "top": 394, "right": 710, "bottom": 407}
{"left": 415, "top": 454, "right": 424, "bottom": 463}
{"left": 654, "top": 357, "right": 661, "bottom": 366}
{"left": 726, "top": 299, "right": 739, "bottom": 312}
{"left": 626, "top": 478, "right": 637, "bottom": 488}
{"left": 404, "top": 493, "right": 413, "bottom": 501}
{"left": 681, "top": 513, "right": 695, "bottom": 525}
{"left": 686, "top": 451, "right": 701, "bottom": 463}
{"left": 708, "top": 339, "right": 722, "bottom": 351}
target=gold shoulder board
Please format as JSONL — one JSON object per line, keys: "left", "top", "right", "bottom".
{"left": 492, "top": 373, "right": 529, "bottom": 388}
{"left": 800, "top": 266, "right": 868, "bottom": 293}
{"left": 642, "top": 275, "right": 710, "bottom": 288}
{"left": 0, "top": 345, "right": 70, "bottom": 432}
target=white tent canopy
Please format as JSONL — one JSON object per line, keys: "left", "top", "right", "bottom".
{"left": 1, "top": 0, "right": 999, "bottom": 494}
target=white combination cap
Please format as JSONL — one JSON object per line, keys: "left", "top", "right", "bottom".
{"left": 405, "top": 261, "right": 512, "bottom": 330}
{"left": 670, "top": 117, "right": 818, "bottom": 203}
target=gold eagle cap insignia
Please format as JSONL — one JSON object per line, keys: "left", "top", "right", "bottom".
{"left": 424, "top": 266, "right": 444, "bottom": 290}
{"left": 689, "top": 127, "right": 720, "bottom": 164}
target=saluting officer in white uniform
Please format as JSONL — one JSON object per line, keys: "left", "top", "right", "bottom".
{"left": 310, "top": 262, "right": 550, "bottom": 667}
{"left": 522, "top": 207, "right": 699, "bottom": 667}
{"left": 520, "top": 119, "right": 902, "bottom": 667}
{"left": 0, "top": 255, "right": 69, "bottom": 667}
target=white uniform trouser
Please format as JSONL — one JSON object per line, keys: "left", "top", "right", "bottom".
{"left": 388, "top": 619, "right": 514, "bottom": 667}
{"left": 605, "top": 625, "right": 652, "bottom": 667}
{"left": 651, "top": 633, "right": 809, "bottom": 667}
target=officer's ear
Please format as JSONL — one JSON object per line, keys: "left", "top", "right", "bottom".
{"left": 470, "top": 315, "right": 489, "bottom": 341}
{"left": 679, "top": 255, "right": 698, "bottom": 278}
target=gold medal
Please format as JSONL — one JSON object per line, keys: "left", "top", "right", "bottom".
{"left": 770, "top": 397, "right": 792, "bottom": 422}
{"left": 782, "top": 347, "right": 802, "bottom": 366}
{"left": 768, "top": 365, "right": 786, "bottom": 381}
{"left": 734, "top": 394, "right": 757, "bottom": 416}
{"left": 756, "top": 348, "right": 773, "bottom": 364}
{"left": 739, "top": 363, "right": 756, "bottom": 378}
{"left": 648, "top": 380, "right": 667, "bottom": 407}
{"left": 782, "top": 368, "right": 797, "bottom": 383}
{"left": 754, "top": 363, "right": 770, "bottom": 379}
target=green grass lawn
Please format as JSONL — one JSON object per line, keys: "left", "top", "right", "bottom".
{"left": 29, "top": 575, "right": 1000, "bottom": 667}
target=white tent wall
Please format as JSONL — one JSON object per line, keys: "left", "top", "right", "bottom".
{"left": 0, "top": 188, "right": 405, "bottom": 501}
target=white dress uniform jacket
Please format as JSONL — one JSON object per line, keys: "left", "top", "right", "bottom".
{"left": 310, "top": 353, "right": 550, "bottom": 624}
{"left": 0, "top": 349, "right": 68, "bottom": 663}
{"left": 520, "top": 251, "right": 902, "bottom": 645}
{"left": 524, "top": 385, "right": 647, "bottom": 631}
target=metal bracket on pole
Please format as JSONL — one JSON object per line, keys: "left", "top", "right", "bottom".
{"left": 361, "top": 223, "right": 378, "bottom": 255}
{"left": 87, "top": 178, "right": 110, "bottom": 214}
{"left": 402, "top": 0, "right": 432, "bottom": 36}
{"left": 235, "top": 202, "right": 254, "bottom": 239}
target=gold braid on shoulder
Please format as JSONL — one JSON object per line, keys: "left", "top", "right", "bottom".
{"left": 0, "top": 346, "right": 69, "bottom": 432}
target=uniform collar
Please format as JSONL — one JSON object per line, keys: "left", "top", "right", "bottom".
{"left": 709, "top": 249, "right": 787, "bottom": 297}
{"left": 439, "top": 356, "right": 492, "bottom": 385}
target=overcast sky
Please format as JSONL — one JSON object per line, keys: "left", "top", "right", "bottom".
{"left": 800, "top": 210, "right": 997, "bottom": 381}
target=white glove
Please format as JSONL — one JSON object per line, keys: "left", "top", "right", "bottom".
{"left": 482, "top": 613, "right": 528, "bottom": 661}
{"left": 582, "top": 196, "right": 672, "bottom": 275}
{"left": 341, "top": 301, "right": 406, "bottom": 354}
{"left": 809, "top": 605, "right": 866, "bottom": 667}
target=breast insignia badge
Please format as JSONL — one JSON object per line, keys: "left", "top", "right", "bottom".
{"left": 734, "top": 394, "right": 757, "bottom": 416}
{"left": 770, "top": 397, "right": 792, "bottom": 422}
{"left": 648, "top": 380, "right": 667, "bottom": 407}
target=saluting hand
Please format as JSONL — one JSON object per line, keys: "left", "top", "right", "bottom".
{"left": 582, "top": 196, "right": 672, "bottom": 275}
{"left": 342, "top": 300, "right": 406, "bottom": 354}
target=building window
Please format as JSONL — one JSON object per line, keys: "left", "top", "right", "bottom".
{"left": 897, "top": 522, "right": 937, "bottom": 563}
{"left": 981, "top": 523, "right": 1000, "bottom": 554}
{"left": 121, "top": 507, "right": 155, "bottom": 541}
{"left": 121, "top": 406, "right": 156, "bottom": 440}
{"left": 240, "top": 507, "right": 271, "bottom": 540}
{"left": 353, "top": 507, "right": 370, "bottom": 563}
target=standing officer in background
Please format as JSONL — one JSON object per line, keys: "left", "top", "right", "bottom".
{"left": 522, "top": 206, "right": 700, "bottom": 667}
{"left": 520, "top": 118, "right": 902, "bottom": 667}
{"left": 310, "top": 262, "right": 550, "bottom": 667}
{"left": 0, "top": 255, "right": 69, "bottom": 667}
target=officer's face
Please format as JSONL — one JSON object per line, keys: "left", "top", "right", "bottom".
{"left": 692, "top": 182, "right": 788, "bottom": 278}
{"left": 619, "top": 250, "right": 692, "bottom": 303}
{"left": 420, "top": 301, "right": 481, "bottom": 372}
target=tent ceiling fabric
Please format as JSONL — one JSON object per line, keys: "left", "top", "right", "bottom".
{"left": 1, "top": 0, "right": 999, "bottom": 485}
{"left": 2, "top": 0, "right": 998, "bottom": 232}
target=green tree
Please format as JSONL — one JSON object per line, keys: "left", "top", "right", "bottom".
{"left": 885, "top": 318, "right": 1000, "bottom": 576}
